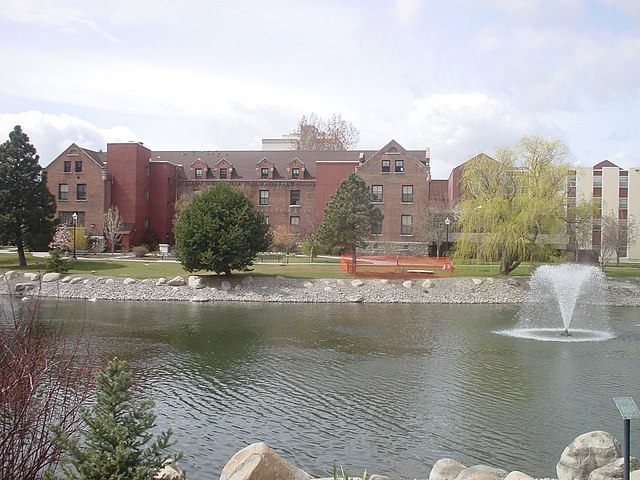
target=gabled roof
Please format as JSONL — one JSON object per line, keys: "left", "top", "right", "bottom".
{"left": 593, "top": 160, "right": 620, "bottom": 169}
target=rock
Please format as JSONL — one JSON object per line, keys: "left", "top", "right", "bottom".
{"left": 61, "top": 276, "right": 73, "bottom": 283}
{"left": 402, "top": 280, "right": 413, "bottom": 289}
{"left": 4, "top": 270, "right": 18, "bottom": 280}
{"left": 188, "top": 276, "right": 206, "bottom": 289}
{"left": 351, "top": 279, "right": 365, "bottom": 287}
{"left": 429, "top": 458, "right": 467, "bottom": 480}
{"left": 105, "top": 278, "right": 115, "bottom": 285}
{"left": 15, "top": 283, "right": 35, "bottom": 293}
{"left": 167, "top": 276, "right": 186, "bottom": 287}
{"left": 504, "top": 472, "right": 535, "bottom": 480}
{"left": 472, "top": 278, "right": 483, "bottom": 285}
{"left": 43, "top": 272, "right": 63, "bottom": 282}
{"left": 276, "top": 275, "right": 286, "bottom": 280}
{"left": 220, "top": 442, "right": 312, "bottom": 480}
{"left": 336, "top": 279, "right": 346, "bottom": 285}
{"left": 190, "top": 297, "right": 209, "bottom": 303}
{"left": 25, "top": 272, "right": 40, "bottom": 281}
{"left": 324, "top": 286, "right": 332, "bottom": 292}
{"left": 83, "top": 279, "right": 90, "bottom": 284}
{"left": 242, "top": 276, "right": 254, "bottom": 285}
{"left": 587, "top": 457, "right": 640, "bottom": 480}
{"left": 234, "top": 285, "right": 242, "bottom": 290}
{"left": 70, "top": 277, "right": 83, "bottom": 284}
{"left": 506, "top": 278, "right": 519, "bottom": 286}
{"left": 422, "top": 279, "right": 433, "bottom": 289}
{"left": 557, "top": 431, "right": 622, "bottom": 480}
{"left": 454, "top": 465, "right": 508, "bottom": 480}
{"left": 631, "top": 469, "right": 640, "bottom": 480}
{"left": 379, "top": 279, "right": 390, "bottom": 285}
{"left": 221, "top": 281, "right": 232, "bottom": 292}
{"left": 303, "top": 281, "right": 313, "bottom": 288}
{"left": 123, "top": 277, "right": 137, "bottom": 285}
{"left": 346, "top": 295, "right": 364, "bottom": 303}
{"left": 156, "top": 277, "right": 167, "bottom": 285}
{"left": 155, "top": 460, "right": 186, "bottom": 479}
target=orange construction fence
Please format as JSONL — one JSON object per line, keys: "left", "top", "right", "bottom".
{"left": 340, "top": 254, "right": 454, "bottom": 278}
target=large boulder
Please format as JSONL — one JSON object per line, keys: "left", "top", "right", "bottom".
{"left": 588, "top": 457, "right": 640, "bottom": 480}
{"left": 167, "top": 276, "right": 186, "bottom": 287}
{"left": 557, "top": 431, "right": 622, "bottom": 480}
{"left": 351, "top": 279, "right": 365, "bottom": 287}
{"left": 454, "top": 465, "right": 508, "bottom": 480}
{"left": 43, "top": 272, "right": 63, "bottom": 282}
{"left": 3, "top": 270, "right": 19, "bottom": 280}
{"left": 504, "top": 472, "right": 535, "bottom": 480}
{"left": 429, "top": 458, "right": 467, "bottom": 480}
{"left": 155, "top": 460, "right": 186, "bottom": 479}
{"left": 188, "top": 275, "right": 206, "bottom": 289}
{"left": 220, "top": 442, "right": 312, "bottom": 480}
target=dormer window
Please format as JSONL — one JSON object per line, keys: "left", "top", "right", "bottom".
{"left": 195, "top": 168, "right": 203, "bottom": 179}
{"left": 219, "top": 168, "right": 228, "bottom": 179}
{"left": 292, "top": 167, "right": 300, "bottom": 179}
{"left": 261, "top": 167, "right": 269, "bottom": 179}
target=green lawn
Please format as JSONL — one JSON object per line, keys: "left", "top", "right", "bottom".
{"left": 1, "top": 252, "right": 639, "bottom": 280}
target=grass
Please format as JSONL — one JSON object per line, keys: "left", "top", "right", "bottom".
{"left": 1, "top": 251, "right": 639, "bottom": 280}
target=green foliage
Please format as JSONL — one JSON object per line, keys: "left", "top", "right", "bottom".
{"left": 454, "top": 136, "right": 569, "bottom": 275}
{"left": 44, "top": 249, "right": 71, "bottom": 273}
{"left": 47, "top": 358, "right": 180, "bottom": 480}
{"left": 173, "top": 183, "right": 272, "bottom": 275}
{"left": 332, "top": 461, "right": 369, "bottom": 480}
{"left": 317, "top": 173, "right": 383, "bottom": 260}
{"left": 0, "top": 126, "right": 56, "bottom": 266}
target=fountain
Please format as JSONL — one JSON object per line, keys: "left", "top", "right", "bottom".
{"left": 499, "top": 264, "right": 615, "bottom": 342}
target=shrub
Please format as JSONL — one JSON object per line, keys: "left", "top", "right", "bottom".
{"left": 132, "top": 245, "right": 149, "bottom": 258}
{"left": 44, "top": 249, "right": 71, "bottom": 273}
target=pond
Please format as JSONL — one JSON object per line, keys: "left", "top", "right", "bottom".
{"left": 36, "top": 300, "right": 640, "bottom": 479}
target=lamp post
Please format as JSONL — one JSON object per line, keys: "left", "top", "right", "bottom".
{"left": 72, "top": 212, "right": 78, "bottom": 261}
{"left": 444, "top": 216, "right": 450, "bottom": 256}
{"left": 614, "top": 397, "right": 640, "bottom": 480}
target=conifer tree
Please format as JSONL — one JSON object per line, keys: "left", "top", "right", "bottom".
{"left": 48, "top": 358, "right": 181, "bottom": 479}
{"left": 317, "top": 173, "right": 383, "bottom": 272}
{"left": 0, "top": 125, "right": 56, "bottom": 266}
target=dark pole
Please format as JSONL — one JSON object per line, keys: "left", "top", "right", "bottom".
{"left": 444, "top": 216, "right": 450, "bottom": 257}
{"left": 614, "top": 396, "right": 640, "bottom": 480}
{"left": 72, "top": 212, "right": 78, "bottom": 261}
{"left": 623, "top": 418, "right": 630, "bottom": 480}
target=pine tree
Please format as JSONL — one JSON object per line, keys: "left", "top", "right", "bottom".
{"left": 317, "top": 173, "right": 383, "bottom": 272}
{"left": 47, "top": 358, "right": 181, "bottom": 479}
{"left": 0, "top": 125, "right": 56, "bottom": 266}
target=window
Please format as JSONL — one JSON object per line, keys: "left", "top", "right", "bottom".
{"left": 593, "top": 175, "right": 602, "bottom": 187}
{"left": 395, "top": 160, "right": 404, "bottom": 172}
{"left": 290, "top": 190, "right": 301, "bottom": 206}
{"left": 620, "top": 175, "right": 629, "bottom": 187}
{"left": 58, "top": 184, "right": 68, "bottom": 201}
{"left": 76, "top": 184, "right": 86, "bottom": 200}
{"left": 261, "top": 167, "right": 269, "bottom": 179}
{"left": 219, "top": 168, "right": 228, "bottom": 179}
{"left": 292, "top": 167, "right": 300, "bottom": 179}
{"left": 620, "top": 198, "right": 628, "bottom": 210}
{"left": 381, "top": 160, "right": 390, "bottom": 173}
{"left": 60, "top": 211, "right": 85, "bottom": 227}
{"left": 290, "top": 216, "right": 300, "bottom": 227}
{"left": 371, "top": 215, "right": 382, "bottom": 235}
{"left": 74, "top": 160, "right": 82, "bottom": 173}
{"left": 259, "top": 190, "right": 269, "bottom": 205}
{"left": 568, "top": 174, "right": 576, "bottom": 187}
{"left": 195, "top": 168, "right": 203, "bottom": 179}
{"left": 371, "top": 185, "right": 383, "bottom": 202}
{"left": 401, "top": 215, "right": 412, "bottom": 235}
{"left": 64, "top": 160, "right": 71, "bottom": 173}
{"left": 402, "top": 185, "right": 413, "bottom": 203}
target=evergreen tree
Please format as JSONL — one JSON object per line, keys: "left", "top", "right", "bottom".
{"left": 48, "top": 358, "right": 180, "bottom": 480}
{"left": 0, "top": 125, "right": 56, "bottom": 266}
{"left": 173, "top": 182, "right": 272, "bottom": 275}
{"left": 317, "top": 173, "right": 383, "bottom": 272}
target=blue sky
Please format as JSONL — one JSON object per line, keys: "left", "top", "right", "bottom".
{"left": 0, "top": 0, "right": 638, "bottom": 178}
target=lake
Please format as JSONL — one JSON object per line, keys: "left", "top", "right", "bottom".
{"left": 37, "top": 300, "right": 640, "bottom": 479}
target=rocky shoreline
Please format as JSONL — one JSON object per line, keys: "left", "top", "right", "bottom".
{"left": 3, "top": 270, "right": 640, "bottom": 306}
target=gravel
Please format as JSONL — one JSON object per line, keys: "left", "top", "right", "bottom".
{"left": 4, "top": 273, "right": 640, "bottom": 306}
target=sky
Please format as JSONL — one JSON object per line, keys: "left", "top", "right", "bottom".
{"left": 0, "top": 0, "right": 639, "bottom": 179}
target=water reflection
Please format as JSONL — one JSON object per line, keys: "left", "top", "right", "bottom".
{"left": 38, "top": 300, "right": 640, "bottom": 480}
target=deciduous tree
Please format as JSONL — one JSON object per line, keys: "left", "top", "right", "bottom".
{"left": 317, "top": 173, "right": 383, "bottom": 272}
{"left": 454, "top": 136, "right": 569, "bottom": 275}
{"left": 0, "top": 126, "right": 56, "bottom": 266}
{"left": 270, "top": 224, "right": 297, "bottom": 254}
{"left": 103, "top": 206, "right": 124, "bottom": 253}
{"left": 565, "top": 199, "right": 599, "bottom": 262}
{"left": 293, "top": 113, "right": 359, "bottom": 150}
{"left": 173, "top": 183, "right": 272, "bottom": 275}
{"left": 599, "top": 213, "right": 639, "bottom": 268}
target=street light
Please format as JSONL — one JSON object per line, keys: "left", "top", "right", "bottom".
{"left": 72, "top": 212, "right": 78, "bottom": 261}
{"left": 444, "top": 216, "right": 451, "bottom": 256}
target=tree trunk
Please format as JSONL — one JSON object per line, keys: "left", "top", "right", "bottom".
{"left": 499, "top": 256, "right": 520, "bottom": 275}
{"left": 17, "top": 238, "right": 27, "bottom": 267}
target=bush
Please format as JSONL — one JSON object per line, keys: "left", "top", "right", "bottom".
{"left": 44, "top": 249, "right": 71, "bottom": 273}
{"left": 132, "top": 245, "right": 149, "bottom": 258}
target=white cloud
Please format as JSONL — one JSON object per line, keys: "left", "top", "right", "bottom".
{"left": 0, "top": 112, "right": 139, "bottom": 165}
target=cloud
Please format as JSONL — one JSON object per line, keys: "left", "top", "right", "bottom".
{"left": 0, "top": 112, "right": 139, "bottom": 165}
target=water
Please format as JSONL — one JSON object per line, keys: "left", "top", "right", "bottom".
{"left": 27, "top": 300, "right": 640, "bottom": 479}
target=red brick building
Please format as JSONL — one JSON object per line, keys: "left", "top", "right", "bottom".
{"left": 45, "top": 139, "right": 451, "bottom": 254}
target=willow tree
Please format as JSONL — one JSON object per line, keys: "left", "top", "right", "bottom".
{"left": 454, "top": 136, "right": 569, "bottom": 275}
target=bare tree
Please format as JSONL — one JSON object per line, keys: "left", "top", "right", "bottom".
{"left": 564, "top": 199, "right": 599, "bottom": 262}
{"left": 600, "top": 213, "right": 640, "bottom": 269}
{"left": 270, "top": 224, "right": 297, "bottom": 254}
{"left": 103, "top": 206, "right": 124, "bottom": 253}
{"left": 293, "top": 113, "right": 359, "bottom": 150}
{"left": 425, "top": 208, "right": 453, "bottom": 257}
{"left": 0, "top": 288, "right": 94, "bottom": 478}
